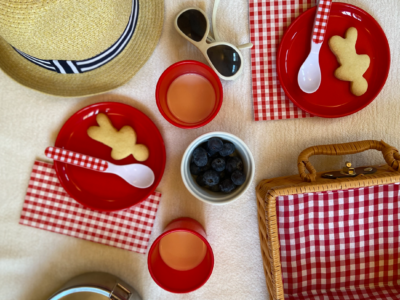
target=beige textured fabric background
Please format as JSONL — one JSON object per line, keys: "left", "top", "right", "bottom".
{"left": 0, "top": 0, "right": 399, "bottom": 299}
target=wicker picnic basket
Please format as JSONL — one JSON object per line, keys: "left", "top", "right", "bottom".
{"left": 256, "top": 140, "right": 400, "bottom": 300}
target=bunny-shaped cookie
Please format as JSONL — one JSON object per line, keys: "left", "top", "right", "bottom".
{"left": 329, "top": 27, "right": 370, "bottom": 96}
{"left": 87, "top": 113, "right": 149, "bottom": 161}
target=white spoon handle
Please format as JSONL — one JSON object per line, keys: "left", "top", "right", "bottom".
{"left": 312, "top": 0, "right": 332, "bottom": 44}
{"left": 45, "top": 147, "right": 108, "bottom": 172}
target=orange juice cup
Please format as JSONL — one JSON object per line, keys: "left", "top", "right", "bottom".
{"left": 155, "top": 60, "right": 223, "bottom": 129}
{"left": 147, "top": 217, "right": 214, "bottom": 293}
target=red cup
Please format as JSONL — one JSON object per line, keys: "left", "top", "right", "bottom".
{"left": 148, "top": 217, "right": 214, "bottom": 293}
{"left": 155, "top": 60, "right": 223, "bottom": 129}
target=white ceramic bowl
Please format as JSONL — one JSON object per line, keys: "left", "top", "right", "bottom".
{"left": 181, "top": 132, "right": 255, "bottom": 205}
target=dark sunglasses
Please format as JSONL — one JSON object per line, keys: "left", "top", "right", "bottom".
{"left": 175, "top": 7, "right": 252, "bottom": 80}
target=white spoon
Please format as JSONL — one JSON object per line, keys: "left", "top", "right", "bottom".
{"left": 45, "top": 147, "right": 155, "bottom": 189}
{"left": 298, "top": 0, "right": 332, "bottom": 93}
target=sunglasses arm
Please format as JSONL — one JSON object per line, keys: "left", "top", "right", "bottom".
{"left": 206, "top": 36, "right": 216, "bottom": 43}
{"left": 212, "top": 0, "right": 222, "bottom": 42}
{"left": 237, "top": 43, "right": 253, "bottom": 49}
{"left": 212, "top": 0, "right": 253, "bottom": 49}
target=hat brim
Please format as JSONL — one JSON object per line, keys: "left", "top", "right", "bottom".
{"left": 0, "top": 0, "right": 164, "bottom": 97}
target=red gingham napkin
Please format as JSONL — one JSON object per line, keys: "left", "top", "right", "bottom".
{"left": 19, "top": 161, "right": 162, "bottom": 254}
{"left": 249, "top": 0, "right": 316, "bottom": 121}
{"left": 277, "top": 183, "right": 400, "bottom": 299}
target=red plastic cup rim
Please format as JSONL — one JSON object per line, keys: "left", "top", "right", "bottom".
{"left": 147, "top": 226, "right": 214, "bottom": 293}
{"left": 155, "top": 60, "right": 223, "bottom": 129}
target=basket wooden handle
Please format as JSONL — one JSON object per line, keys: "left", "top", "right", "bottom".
{"left": 298, "top": 140, "right": 400, "bottom": 182}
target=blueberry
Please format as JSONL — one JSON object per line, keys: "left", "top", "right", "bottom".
{"left": 192, "top": 147, "right": 208, "bottom": 167}
{"left": 206, "top": 146, "right": 218, "bottom": 157}
{"left": 196, "top": 173, "right": 207, "bottom": 186}
{"left": 231, "top": 170, "right": 246, "bottom": 186}
{"left": 209, "top": 184, "right": 221, "bottom": 193}
{"left": 190, "top": 163, "right": 202, "bottom": 175}
{"left": 203, "top": 170, "right": 220, "bottom": 186}
{"left": 211, "top": 158, "right": 226, "bottom": 172}
{"left": 199, "top": 142, "right": 214, "bottom": 156}
{"left": 219, "top": 142, "right": 235, "bottom": 157}
{"left": 200, "top": 142, "right": 208, "bottom": 149}
{"left": 208, "top": 138, "right": 223, "bottom": 152}
{"left": 219, "top": 178, "right": 236, "bottom": 193}
{"left": 200, "top": 159, "right": 212, "bottom": 172}
{"left": 208, "top": 150, "right": 221, "bottom": 160}
{"left": 226, "top": 156, "right": 243, "bottom": 173}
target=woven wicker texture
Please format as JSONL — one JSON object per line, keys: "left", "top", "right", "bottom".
{"left": 0, "top": 0, "right": 164, "bottom": 97}
{"left": 0, "top": 0, "right": 131, "bottom": 60}
{"left": 298, "top": 140, "right": 400, "bottom": 182}
{"left": 256, "top": 140, "right": 400, "bottom": 300}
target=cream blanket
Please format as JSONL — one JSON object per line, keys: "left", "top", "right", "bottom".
{"left": 0, "top": 0, "right": 399, "bottom": 299}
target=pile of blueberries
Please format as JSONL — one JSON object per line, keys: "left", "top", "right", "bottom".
{"left": 190, "top": 137, "right": 246, "bottom": 193}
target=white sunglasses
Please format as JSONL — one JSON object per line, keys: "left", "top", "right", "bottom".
{"left": 174, "top": 0, "right": 253, "bottom": 81}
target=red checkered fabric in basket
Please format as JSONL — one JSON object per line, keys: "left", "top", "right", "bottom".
{"left": 277, "top": 183, "right": 400, "bottom": 299}
{"left": 312, "top": 0, "right": 332, "bottom": 43}
{"left": 45, "top": 147, "right": 108, "bottom": 172}
{"left": 249, "top": 0, "right": 315, "bottom": 121}
{"left": 20, "top": 161, "right": 161, "bottom": 254}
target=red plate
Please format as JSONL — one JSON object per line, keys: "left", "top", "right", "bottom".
{"left": 54, "top": 102, "right": 166, "bottom": 211}
{"left": 277, "top": 3, "right": 390, "bottom": 118}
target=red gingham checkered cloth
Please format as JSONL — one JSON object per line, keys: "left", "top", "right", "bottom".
{"left": 19, "top": 161, "right": 161, "bottom": 254}
{"left": 277, "top": 183, "right": 400, "bottom": 299}
{"left": 249, "top": 0, "right": 316, "bottom": 121}
{"left": 312, "top": 0, "right": 332, "bottom": 43}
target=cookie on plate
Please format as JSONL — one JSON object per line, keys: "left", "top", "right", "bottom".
{"left": 87, "top": 113, "right": 149, "bottom": 161}
{"left": 329, "top": 27, "right": 370, "bottom": 96}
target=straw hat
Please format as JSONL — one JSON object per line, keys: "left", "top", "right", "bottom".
{"left": 0, "top": 0, "right": 164, "bottom": 97}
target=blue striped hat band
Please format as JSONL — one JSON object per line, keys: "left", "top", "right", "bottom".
{"left": 12, "top": 0, "right": 139, "bottom": 74}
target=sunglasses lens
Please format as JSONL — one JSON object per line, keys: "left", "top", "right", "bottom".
{"left": 207, "top": 45, "right": 241, "bottom": 77}
{"left": 177, "top": 9, "right": 207, "bottom": 42}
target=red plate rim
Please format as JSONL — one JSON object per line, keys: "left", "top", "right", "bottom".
{"left": 53, "top": 101, "right": 166, "bottom": 212}
{"left": 277, "top": 2, "right": 391, "bottom": 118}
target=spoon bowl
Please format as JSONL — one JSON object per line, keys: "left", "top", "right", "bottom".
{"left": 106, "top": 161, "right": 155, "bottom": 189}
{"left": 297, "top": 0, "right": 332, "bottom": 94}
{"left": 298, "top": 43, "right": 322, "bottom": 93}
